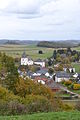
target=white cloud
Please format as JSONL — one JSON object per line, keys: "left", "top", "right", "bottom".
{"left": 0, "top": 0, "right": 40, "bottom": 14}
{"left": 0, "top": 0, "right": 80, "bottom": 40}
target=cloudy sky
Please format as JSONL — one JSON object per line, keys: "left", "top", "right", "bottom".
{"left": 0, "top": 0, "right": 80, "bottom": 40}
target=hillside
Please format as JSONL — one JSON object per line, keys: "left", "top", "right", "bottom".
{"left": 0, "top": 112, "right": 80, "bottom": 120}
{"left": 0, "top": 40, "right": 38, "bottom": 45}
{"left": 37, "top": 40, "right": 80, "bottom": 48}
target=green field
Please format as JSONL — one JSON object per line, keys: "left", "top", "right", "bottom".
{"left": 72, "top": 46, "right": 80, "bottom": 51}
{"left": 0, "top": 112, "right": 80, "bottom": 120}
{"left": 0, "top": 44, "right": 80, "bottom": 60}
{"left": 0, "top": 44, "right": 54, "bottom": 60}
{"left": 72, "top": 63, "right": 80, "bottom": 73}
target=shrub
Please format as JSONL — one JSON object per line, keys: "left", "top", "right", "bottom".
{"left": 38, "top": 50, "right": 43, "bottom": 54}
{"left": 15, "top": 78, "right": 54, "bottom": 99}
{"left": 0, "top": 101, "right": 27, "bottom": 115}
{"left": 73, "top": 84, "right": 80, "bottom": 90}
{"left": 75, "top": 101, "right": 80, "bottom": 111}
{"left": 22, "top": 95, "right": 52, "bottom": 113}
{"left": 62, "top": 104, "right": 74, "bottom": 111}
{"left": 7, "top": 101, "right": 27, "bottom": 115}
{"left": 0, "top": 85, "right": 21, "bottom": 103}
{"left": 64, "top": 80, "right": 72, "bottom": 86}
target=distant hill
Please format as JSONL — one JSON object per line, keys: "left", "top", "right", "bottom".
{"left": 0, "top": 40, "right": 38, "bottom": 45}
{"left": 37, "top": 40, "right": 80, "bottom": 48}
{"left": 4, "top": 40, "right": 20, "bottom": 45}
{"left": 0, "top": 39, "right": 80, "bottom": 47}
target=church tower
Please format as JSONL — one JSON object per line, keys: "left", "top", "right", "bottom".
{"left": 21, "top": 51, "right": 28, "bottom": 65}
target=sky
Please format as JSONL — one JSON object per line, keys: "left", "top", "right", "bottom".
{"left": 0, "top": 0, "right": 80, "bottom": 40}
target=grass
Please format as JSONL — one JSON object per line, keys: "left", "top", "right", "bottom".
{"left": 72, "top": 62, "right": 80, "bottom": 73}
{"left": 72, "top": 46, "right": 80, "bottom": 51}
{"left": 71, "top": 90, "right": 80, "bottom": 94}
{"left": 0, "top": 44, "right": 80, "bottom": 60}
{"left": 0, "top": 44, "right": 54, "bottom": 60}
{"left": 0, "top": 112, "right": 80, "bottom": 120}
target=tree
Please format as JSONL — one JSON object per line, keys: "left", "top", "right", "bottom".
{"left": 62, "top": 58, "right": 70, "bottom": 64}
{"left": 48, "top": 68, "right": 54, "bottom": 74}
{"left": 53, "top": 50, "right": 57, "bottom": 59}
{"left": 15, "top": 78, "right": 54, "bottom": 99}
{"left": 56, "top": 53, "right": 62, "bottom": 62}
{"left": 3, "top": 55, "right": 19, "bottom": 92}
{"left": 48, "top": 59, "right": 53, "bottom": 66}
{"left": 38, "top": 50, "right": 43, "bottom": 54}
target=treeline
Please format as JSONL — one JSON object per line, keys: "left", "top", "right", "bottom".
{"left": 37, "top": 41, "right": 80, "bottom": 48}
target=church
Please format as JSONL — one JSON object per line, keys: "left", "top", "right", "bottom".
{"left": 21, "top": 52, "right": 45, "bottom": 67}
{"left": 21, "top": 52, "right": 34, "bottom": 66}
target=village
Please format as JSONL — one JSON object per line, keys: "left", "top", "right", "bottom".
{"left": 18, "top": 48, "right": 80, "bottom": 99}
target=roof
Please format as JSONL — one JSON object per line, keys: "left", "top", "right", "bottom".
{"left": 46, "top": 80, "right": 60, "bottom": 90}
{"left": 34, "top": 59, "right": 44, "bottom": 62}
{"left": 36, "top": 68, "right": 48, "bottom": 75}
{"left": 56, "top": 71, "right": 70, "bottom": 78}
{"left": 22, "top": 51, "right": 27, "bottom": 58}
{"left": 78, "top": 74, "right": 80, "bottom": 77}
{"left": 34, "top": 76, "right": 48, "bottom": 82}
{"left": 77, "top": 80, "right": 80, "bottom": 84}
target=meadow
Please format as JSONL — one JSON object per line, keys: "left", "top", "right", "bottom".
{"left": 72, "top": 62, "right": 80, "bottom": 73}
{"left": 0, "top": 44, "right": 54, "bottom": 60}
{"left": 0, "top": 112, "right": 80, "bottom": 120}
{"left": 0, "top": 44, "right": 80, "bottom": 60}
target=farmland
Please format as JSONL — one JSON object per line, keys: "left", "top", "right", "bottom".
{"left": 0, "top": 44, "right": 53, "bottom": 60}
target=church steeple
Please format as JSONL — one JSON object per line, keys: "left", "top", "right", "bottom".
{"left": 22, "top": 51, "right": 27, "bottom": 58}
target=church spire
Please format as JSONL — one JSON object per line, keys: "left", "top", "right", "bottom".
{"left": 22, "top": 51, "right": 26, "bottom": 58}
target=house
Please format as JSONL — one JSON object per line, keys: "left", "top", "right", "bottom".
{"left": 34, "top": 75, "right": 49, "bottom": 84}
{"left": 55, "top": 71, "right": 71, "bottom": 82}
{"left": 21, "top": 52, "right": 33, "bottom": 66}
{"left": 76, "top": 74, "right": 80, "bottom": 82}
{"left": 63, "top": 67, "right": 75, "bottom": 73}
{"left": 35, "top": 67, "right": 53, "bottom": 79}
{"left": 54, "top": 64, "right": 60, "bottom": 68}
{"left": 46, "top": 80, "right": 61, "bottom": 92}
{"left": 36, "top": 68, "right": 48, "bottom": 75}
{"left": 34, "top": 59, "right": 45, "bottom": 67}
{"left": 73, "top": 73, "right": 78, "bottom": 78}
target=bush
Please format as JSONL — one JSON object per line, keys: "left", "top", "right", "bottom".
{"left": 0, "top": 85, "right": 21, "bottom": 102}
{"left": 15, "top": 78, "right": 54, "bottom": 99}
{"left": 73, "top": 84, "right": 80, "bottom": 90}
{"left": 75, "top": 101, "right": 80, "bottom": 111}
{"left": 23, "top": 95, "right": 54, "bottom": 113}
{"left": 38, "top": 50, "right": 43, "bottom": 54}
{"left": 62, "top": 104, "right": 74, "bottom": 111}
{"left": 64, "top": 80, "right": 72, "bottom": 86}
{"left": 0, "top": 101, "right": 27, "bottom": 115}
{"left": 7, "top": 101, "right": 27, "bottom": 115}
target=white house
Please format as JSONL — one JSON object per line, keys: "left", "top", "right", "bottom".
{"left": 37, "top": 80, "right": 45, "bottom": 85}
{"left": 21, "top": 52, "right": 33, "bottom": 66}
{"left": 63, "top": 67, "right": 75, "bottom": 73}
{"left": 34, "top": 59, "right": 45, "bottom": 67}
{"left": 55, "top": 72, "right": 70, "bottom": 82}
{"left": 73, "top": 73, "right": 78, "bottom": 78}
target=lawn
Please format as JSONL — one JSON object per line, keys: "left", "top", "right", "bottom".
{"left": 71, "top": 90, "right": 80, "bottom": 94}
{"left": 0, "top": 44, "right": 54, "bottom": 60}
{"left": 0, "top": 112, "right": 80, "bottom": 120}
{"left": 72, "top": 63, "right": 80, "bottom": 73}
{"left": 72, "top": 46, "right": 80, "bottom": 51}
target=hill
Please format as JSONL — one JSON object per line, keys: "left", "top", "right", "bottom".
{"left": 0, "top": 40, "right": 38, "bottom": 45}
{"left": 37, "top": 40, "right": 80, "bottom": 48}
